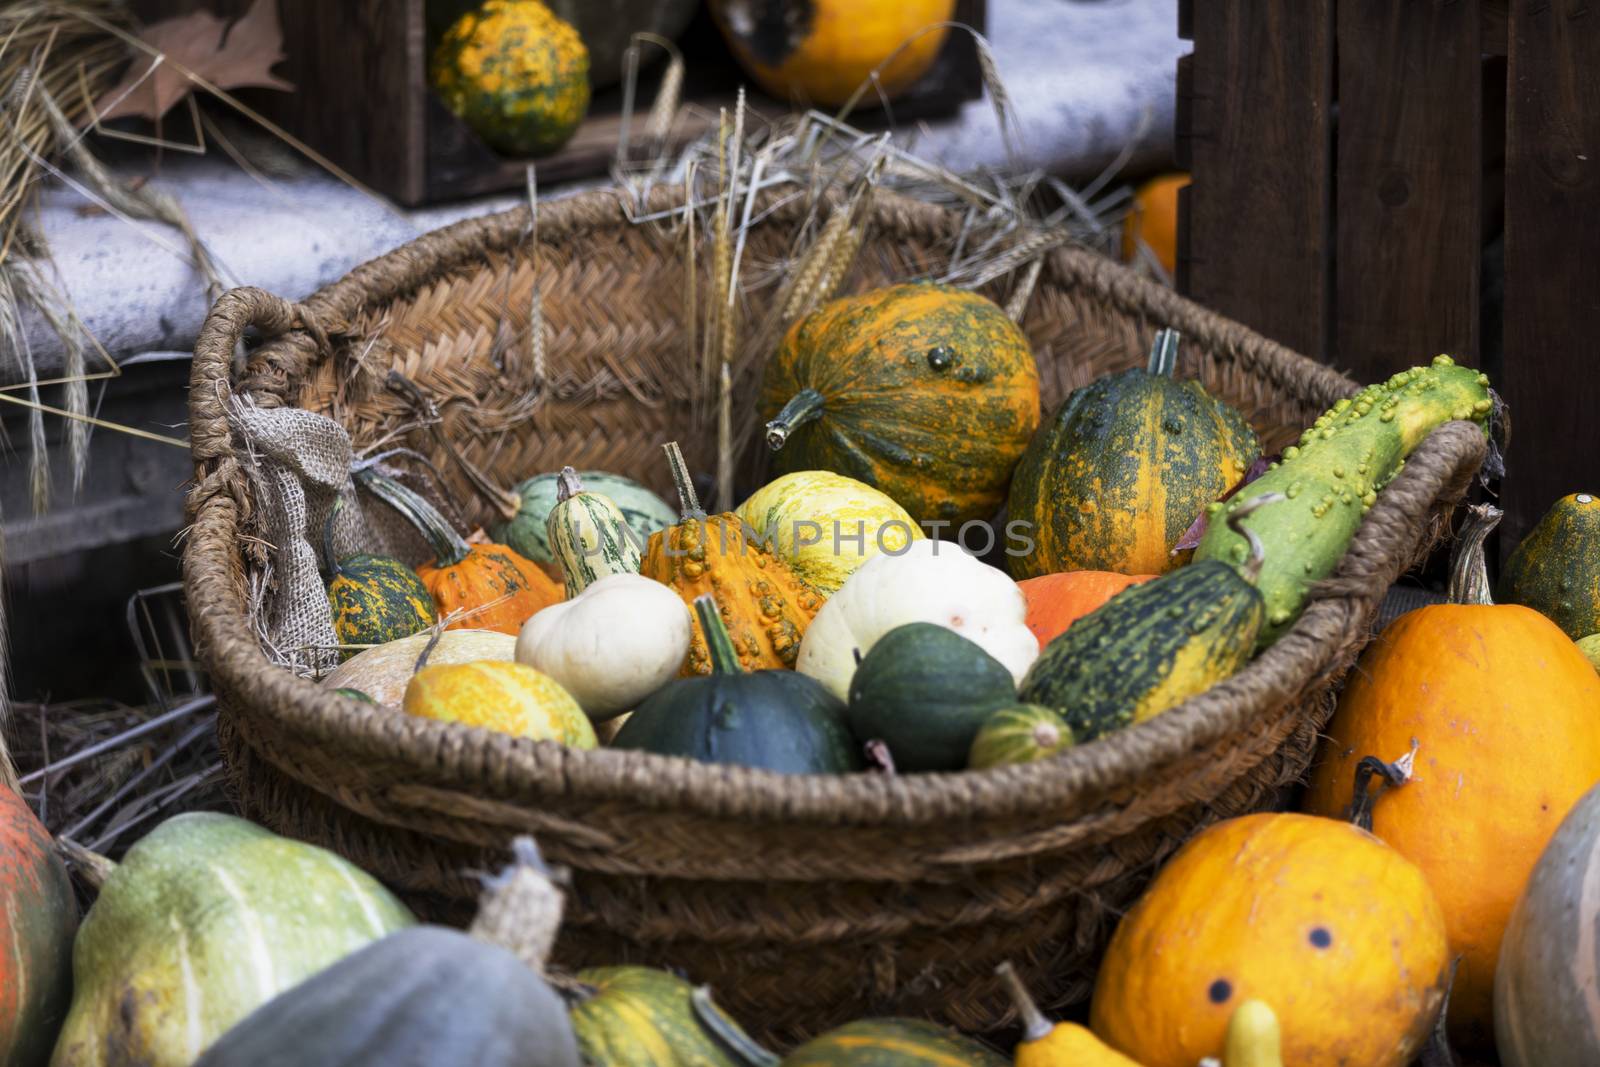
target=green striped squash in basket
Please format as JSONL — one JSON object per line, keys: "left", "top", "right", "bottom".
{"left": 545, "top": 467, "right": 643, "bottom": 597}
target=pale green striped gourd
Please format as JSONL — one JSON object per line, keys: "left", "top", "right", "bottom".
{"left": 546, "top": 466, "right": 643, "bottom": 598}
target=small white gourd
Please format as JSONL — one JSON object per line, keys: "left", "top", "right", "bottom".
{"left": 516, "top": 574, "right": 691, "bottom": 721}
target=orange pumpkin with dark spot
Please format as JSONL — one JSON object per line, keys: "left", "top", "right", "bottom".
{"left": 1018, "top": 571, "right": 1156, "bottom": 647}
{"left": 1303, "top": 504, "right": 1600, "bottom": 1052}
{"left": 359, "top": 472, "right": 561, "bottom": 636}
{"left": 1091, "top": 812, "right": 1449, "bottom": 1067}
{"left": 0, "top": 784, "right": 76, "bottom": 1066}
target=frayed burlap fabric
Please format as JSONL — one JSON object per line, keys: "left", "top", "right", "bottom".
{"left": 183, "top": 186, "right": 1490, "bottom": 1044}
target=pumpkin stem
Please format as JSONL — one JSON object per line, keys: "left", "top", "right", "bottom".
{"left": 554, "top": 466, "right": 585, "bottom": 503}
{"left": 468, "top": 835, "right": 565, "bottom": 977}
{"left": 1446, "top": 503, "right": 1501, "bottom": 606}
{"left": 764, "top": 387, "right": 825, "bottom": 451}
{"left": 662, "top": 440, "right": 704, "bottom": 518}
{"left": 690, "top": 986, "right": 782, "bottom": 1067}
{"left": 1224, "top": 491, "right": 1287, "bottom": 585}
{"left": 55, "top": 836, "right": 116, "bottom": 891}
{"left": 692, "top": 594, "right": 744, "bottom": 676}
{"left": 1147, "top": 328, "right": 1181, "bottom": 377}
{"left": 995, "top": 961, "right": 1055, "bottom": 1044}
{"left": 1032, "top": 723, "right": 1062, "bottom": 749}
{"left": 357, "top": 469, "right": 473, "bottom": 568}
{"left": 385, "top": 370, "right": 522, "bottom": 520}
{"left": 1345, "top": 739, "right": 1418, "bottom": 830}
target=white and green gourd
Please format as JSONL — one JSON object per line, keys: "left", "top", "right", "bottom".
{"left": 546, "top": 467, "right": 644, "bottom": 598}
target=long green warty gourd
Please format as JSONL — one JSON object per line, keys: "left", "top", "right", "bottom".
{"left": 1195, "top": 355, "right": 1494, "bottom": 648}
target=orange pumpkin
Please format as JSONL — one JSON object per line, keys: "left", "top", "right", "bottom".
{"left": 1122, "top": 172, "right": 1190, "bottom": 276}
{"left": 1018, "top": 571, "right": 1156, "bottom": 647}
{"left": 1303, "top": 504, "right": 1600, "bottom": 1052}
{"left": 641, "top": 443, "right": 823, "bottom": 675}
{"left": 0, "top": 783, "right": 76, "bottom": 1066}
{"left": 1091, "top": 812, "right": 1449, "bottom": 1067}
{"left": 359, "top": 472, "right": 562, "bottom": 636}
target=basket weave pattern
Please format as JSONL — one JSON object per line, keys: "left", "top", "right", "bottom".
{"left": 184, "top": 187, "right": 1488, "bottom": 1042}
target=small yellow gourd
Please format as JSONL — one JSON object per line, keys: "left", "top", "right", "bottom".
{"left": 997, "top": 962, "right": 1143, "bottom": 1067}
{"left": 403, "top": 659, "right": 596, "bottom": 747}
{"left": 1221, "top": 1001, "right": 1283, "bottom": 1067}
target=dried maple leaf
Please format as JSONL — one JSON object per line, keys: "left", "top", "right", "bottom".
{"left": 95, "top": 0, "right": 292, "bottom": 123}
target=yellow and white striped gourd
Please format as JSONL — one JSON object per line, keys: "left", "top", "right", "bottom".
{"left": 546, "top": 466, "right": 643, "bottom": 598}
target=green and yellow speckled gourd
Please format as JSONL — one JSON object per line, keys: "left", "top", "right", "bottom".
{"left": 491, "top": 470, "right": 676, "bottom": 578}
{"left": 1007, "top": 328, "right": 1260, "bottom": 579}
{"left": 323, "top": 506, "right": 435, "bottom": 659}
{"left": 759, "top": 282, "right": 1041, "bottom": 526}
{"left": 430, "top": 0, "right": 590, "bottom": 157}
{"left": 1019, "top": 494, "right": 1280, "bottom": 742}
{"left": 1497, "top": 493, "right": 1600, "bottom": 640}
{"left": 545, "top": 467, "right": 643, "bottom": 598}
{"left": 569, "top": 966, "right": 777, "bottom": 1067}
{"left": 1196, "top": 356, "right": 1495, "bottom": 647}
{"left": 1579, "top": 634, "right": 1600, "bottom": 673}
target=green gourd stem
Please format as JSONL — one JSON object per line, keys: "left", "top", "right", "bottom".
{"left": 995, "top": 962, "right": 1053, "bottom": 1044}
{"left": 385, "top": 370, "right": 522, "bottom": 520}
{"left": 554, "top": 466, "right": 584, "bottom": 503}
{"left": 692, "top": 594, "right": 743, "bottom": 676}
{"left": 1447, "top": 503, "right": 1501, "bottom": 606}
{"left": 323, "top": 499, "right": 348, "bottom": 580}
{"left": 1147, "top": 327, "right": 1181, "bottom": 377}
{"left": 358, "top": 469, "right": 472, "bottom": 567}
{"left": 764, "top": 387, "right": 825, "bottom": 450}
{"left": 1224, "top": 491, "right": 1287, "bottom": 585}
{"left": 662, "top": 440, "right": 703, "bottom": 518}
{"left": 55, "top": 837, "right": 116, "bottom": 890}
{"left": 689, "top": 987, "right": 782, "bottom": 1067}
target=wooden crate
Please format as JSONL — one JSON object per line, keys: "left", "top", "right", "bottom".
{"left": 1176, "top": 0, "right": 1599, "bottom": 548}
{"left": 131, "top": 0, "right": 986, "bottom": 207}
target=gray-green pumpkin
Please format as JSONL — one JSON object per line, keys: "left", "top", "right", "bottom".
{"left": 49, "top": 813, "right": 413, "bottom": 1067}
{"left": 492, "top": 469, "right": 676, "bottom": 575}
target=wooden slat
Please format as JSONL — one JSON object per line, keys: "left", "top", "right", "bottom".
{"left": 1501, "top": 0, "right": 1600, "bottom": 547}
{"left": 1174, "top": 54, "right": 1194, "bottom": 171}
{"left": 1484, "top": 0, "right": 1511, "bottom": 55}
{"left": 1180, "top": 0, "right": 1334, "bottom": 360}
{"left": 1335, "top": 0, "right": 1483, "bottom": 383}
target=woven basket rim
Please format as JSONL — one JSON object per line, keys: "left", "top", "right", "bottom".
{"left": 184, "top": 185, "right": 1490, "bottom": 826}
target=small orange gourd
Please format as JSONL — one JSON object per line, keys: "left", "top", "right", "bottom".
{"left": 1091, "top": 812, "right": 1449, "bottom": 1067}
{"left": 641, "top": 442, "right": 823, "bottom": 675}
{"left": 1122, "top": 173, "right": 1190, "bottom": 276}
{"left": 1018, "top": 571, "right": 1157, "bottom": 647}
{"left": 359, "top": 471, "right": 562, "bottom": 636}
{"left": 1303, "top": 503, "right": 1600, "bottom": 1052}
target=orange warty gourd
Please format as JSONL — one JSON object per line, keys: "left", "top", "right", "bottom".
{"left": 359, "top": 471, "right": 562, "bottom": 636}
{"left": 709, "top": 0, "right": 955, "bottom": 108}
{"left": 641, "top": 443, "right": 823, "bottom": 675}
{"left": 1122, "top": 172, "right": 1190, "bottom": 276}
{"left": 1091, "top": 812, "right": 1449, "bottom": 1067}
{"left": 1018, "top": 571, "right": 1156, "bottom": 647}
{"left": 1303, "top": 504, "right": 1600, "bottom": 1052}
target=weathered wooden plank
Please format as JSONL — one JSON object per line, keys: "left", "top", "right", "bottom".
{"left": 1501, "top": 0, "right": 1600, "bottom": 548}
{"left": 1181, "top": 0, "right": 1334, "bottom": 360}
{"left": 1336, "top": 0, "right": 1483, "bottom": 383}
{"left": 1174, "top": 53, "right": 1194, "bottom": 171}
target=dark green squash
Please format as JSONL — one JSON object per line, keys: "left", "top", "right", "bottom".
{"left": 1007, "top": 328, "right": 1259, "bottom": 579}
{"left": 570, "top": 966, "right": 777, "bottom": 1067}
{"left": 323, "top": 507, "right": 435, "bottom": 659}
{"left": 1497, "top": 492, "right": 1600, "bottom": 640}
{"left": 193, "top": 838, "right": 579, "bottom": 1067}
{"left": 759, "top": 282, "right": 1041, "bottom": 525}
{"left": 780, "top": 1018, "right": 1008, "bottom": 1066}
{"left": 610, "top": 596, "right": 862, "bottom": 774}
{"left": 846, "top": 623, "right": 1018, "bottom": 772}
{"left": 1019, "top": 494, "right": 1279, "bottom": 742}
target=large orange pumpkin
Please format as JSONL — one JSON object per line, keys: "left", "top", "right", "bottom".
{"left": 0, "top": 784, "right": 76, "bottom": 1066}
{"left": 1018, "top": 571, "right": 1156, "bottom": 647}
{"left": 1122, "top": 172, "right": 1190, "bottom": 276}
{"left": 359, "top": 471, "right": 562, "bottom": 635}
{"left": 1091, "top": 812, "right": 1449, "bottom": 1067}
{"left": 1303, "top": 504, "right": 1600, "bottom": 1052}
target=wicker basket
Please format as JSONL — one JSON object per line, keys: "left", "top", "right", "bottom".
{"left": 183, "top": 185, "right": 1488, "bottom": 1043}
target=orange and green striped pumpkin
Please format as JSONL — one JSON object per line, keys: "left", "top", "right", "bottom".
{"left": 760, "top": 282, "right": 1041, "bottom": 526}
{"left": 782, "top": 1018, "right": 1008, "bottom": 1065}
{"left": 0, "top": 785, "right": 75, "bottom": 1067}
{"left": 1497, "top": 492, "right": 1600, "bottom": 640}
{"left": 1007, "top": 329, "right": 1258, "bottom": 579}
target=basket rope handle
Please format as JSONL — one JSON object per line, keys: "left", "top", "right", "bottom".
{"left": 188, "top": 285, "right": 332, "bottom": 519}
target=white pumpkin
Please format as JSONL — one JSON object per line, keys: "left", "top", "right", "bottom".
{"left": 516, "top": 573, "right": 691, "bottom": 720}
{"left": 796, "top": 538, "right": 1038, "bottom": 700}
{"left": 319, "top": 629, "right": 516, "bottom": 707}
